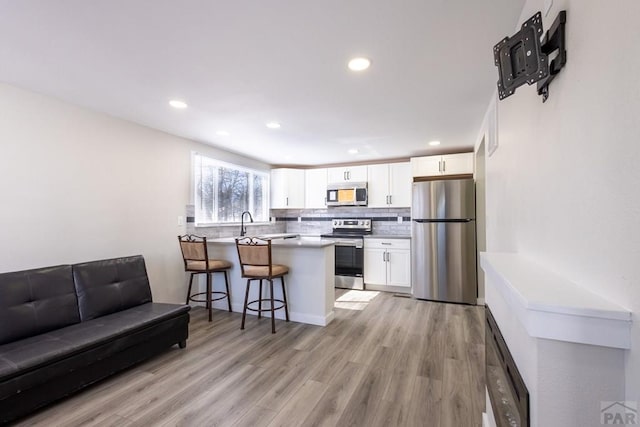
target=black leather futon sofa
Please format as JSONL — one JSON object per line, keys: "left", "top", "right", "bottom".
{"left": 0, "top": 255, "right": 190, "bottom": 424}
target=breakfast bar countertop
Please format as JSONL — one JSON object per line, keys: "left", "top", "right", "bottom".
{"left": 207, "top": 234, "right": 335, "bottom": 248}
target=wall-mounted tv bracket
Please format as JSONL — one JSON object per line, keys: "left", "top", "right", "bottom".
{"left": 493, "top": 10, "right": 567, "bottom": 102}
{"left": 536, "top": 10, "right": 567, "bottom": 102}
{"left": 494, "top": 12, "right": 548, "bottom": 100}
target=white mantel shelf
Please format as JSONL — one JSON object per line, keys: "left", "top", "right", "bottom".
{"left": 480, "top": 252, "right": 632, "bottom": 349}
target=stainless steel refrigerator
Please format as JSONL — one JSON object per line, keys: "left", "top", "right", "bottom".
{"left": 411, "top": 178, "right": 477, "bottom": 304}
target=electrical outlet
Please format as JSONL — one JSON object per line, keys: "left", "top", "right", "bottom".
{"left": 297, "top": 217, "right": 302, "bottom": 223}
{"left": 397, "top": 216, "right": 403, "bottom": 224}
{"left": 177, "top": 216, "right": 184, "bottom": 226}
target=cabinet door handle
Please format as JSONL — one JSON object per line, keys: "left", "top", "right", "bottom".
{"left": 286, "top": 196, "right": 289, "bottom": 206}
{"left": 438, "top": 160, "right": 442, "bottom": 172}
{"left": 382, "top": 252, "right": 386, "bottom": 262}
{"left": 389, "top": 195, "right": 392, "bottom": 205}
{"left": 343, "top": 171, "right": 347, "bottom": 181}
{"left": 324, "top": 197, "right": 327, "bottom": 206}
{"left": 347, "top": 171, "right": 351, "bottom": 180}
{"left": 442, "top": 160, "right": 446, "bottom": 172}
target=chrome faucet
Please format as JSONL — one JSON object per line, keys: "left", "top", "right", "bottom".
{"left": 240, "top": 211, "right": 253, "bottom": 237}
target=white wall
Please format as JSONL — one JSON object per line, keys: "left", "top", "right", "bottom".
{"left": 475, "top": 138, "right": 487, "bottom": 302}
{"left": 482, "top": 0, "right": 640, "bottom": 404}
{"left": 0, "top": 83, "right": 270, "bottom": 303}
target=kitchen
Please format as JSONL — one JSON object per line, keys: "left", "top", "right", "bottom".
{"left": 192, "top": 152, "right": 478, "bottom": 324}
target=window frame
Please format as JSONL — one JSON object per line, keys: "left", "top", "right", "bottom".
{"left": 193, "top": 153, "right": 270, "bottom": 226}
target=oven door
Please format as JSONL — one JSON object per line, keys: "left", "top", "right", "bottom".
{"left": 334, "top": 239, "right": 364, "bottom": 290}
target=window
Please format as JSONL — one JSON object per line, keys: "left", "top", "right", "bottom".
{"left": 194, "top": 153, "right": 269, "bottom": 224}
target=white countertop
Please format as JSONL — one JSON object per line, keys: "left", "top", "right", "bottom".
{"left": 481, "top": 252, "right": 632, "bottom": 349}
{"left": 364, "top": 234, "right": 411, "bottom": 239}
{"left": 208, "top": 235, "right": 335, "bottom": 248}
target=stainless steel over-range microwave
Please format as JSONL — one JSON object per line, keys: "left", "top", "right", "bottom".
{"left": 326, "top": 182, "right": 368, "bottom": 207}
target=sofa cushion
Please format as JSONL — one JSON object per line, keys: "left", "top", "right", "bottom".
{"left": 0, "top": 265, "right": 80, "bottom": 345}
{"left": 73, "top": 255, "right": 152, "bottom": 321}
{"left": 0, "top": 302, "right": 190, "bottom": 393}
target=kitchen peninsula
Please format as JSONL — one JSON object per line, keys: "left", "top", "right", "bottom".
{"left": 204, "top": 236, "right": 336, "bottom": 326}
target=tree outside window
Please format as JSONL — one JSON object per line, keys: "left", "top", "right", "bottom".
{"left": 194, "top": 154, "right": 269, "bottom": 224}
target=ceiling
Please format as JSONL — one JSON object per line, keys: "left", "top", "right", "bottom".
{"left": 0, "top": 0, "right": 524, "bottom": 166}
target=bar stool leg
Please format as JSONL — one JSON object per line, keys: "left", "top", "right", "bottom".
{"left": 224, "top": 270, "right": 232, "bottom": 312}
{"left": 186, "top": 273, "right": 195, "bottom": 304}
{"left": 258, "top": 279, "right": 263, "bottom": 319}
{"left": 241, "top": 279, "right": 250, "bottom": 330}
{"left": 207, "top": 272, "right": 213, "bottom": 322}
{"left": 269, "top": 279, "right": 276, "bottom": 334}
{"left": 281, "top": 276, "right": 290, "bottom": 322}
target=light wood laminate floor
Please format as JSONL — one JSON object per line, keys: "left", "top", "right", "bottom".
{"left": 17, "top": 290, "right": 485, "bottom": 427}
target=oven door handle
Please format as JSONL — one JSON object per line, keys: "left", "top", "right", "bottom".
{"left": 334, "top": 240, "right": 363, "bottom": 248}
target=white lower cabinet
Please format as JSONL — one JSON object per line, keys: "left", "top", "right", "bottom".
{"left": 364, "top": 238, "right": 411, "bottom": 289}
{"left": 363, "top": 247, "right": 387, "bottom": 286}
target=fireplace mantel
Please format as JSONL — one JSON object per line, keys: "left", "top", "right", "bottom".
{"left": 480, "top": 252, "right": 632, "bottom": 349}
{"left": 481, "top": 252, "right": 632, "bottom": 427}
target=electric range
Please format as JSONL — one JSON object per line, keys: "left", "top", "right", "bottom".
{"left": 321, "top": 218, "right": 371, "bottom": 290}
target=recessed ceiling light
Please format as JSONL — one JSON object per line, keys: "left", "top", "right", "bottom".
{"left": 429, "top": 140, "right": 441, "bottom": 146}
{"left": 348, "top": 57, "right": 371, "bottom": 71}
{"left": 169, "top": 100, "right": 188, "bottom": 109}
{"left": 216, "top": 131, "right": 230, "bottom": 136}
{"left": 348, "top": 148, "right": 359, "bottom": 154}
{"left": 266, "top": 122, "right": 281, "bottom": 129}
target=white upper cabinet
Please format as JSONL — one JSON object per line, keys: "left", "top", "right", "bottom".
{"left": 440, "top": 153, "right": 474, "bottom": 175}
{"left": 270, "top": 168, "right": 305, "bottom": 209}
{"left": 367, "top": 162, "right": 411, "bottom": 208}
{"left": 366, "top": 164, "right": 389, "bottom": 208}
{"left": 411, "top": 152, "right": 474, "bottom": 177}
{"left": 327, "top": 165, "right": 367, "bottom": 183}
{"left": 388, "top": 162, "right": 412, "bottom": 207}
{"left": 304, "top": 168, "right": 328, "bottom": 209}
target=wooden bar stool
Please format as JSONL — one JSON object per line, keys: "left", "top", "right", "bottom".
{"left": 235, "top": 237, "right": 289, "bottom": 333}
{"left": 178, "top": 234, "right": 232, "bottom": 322}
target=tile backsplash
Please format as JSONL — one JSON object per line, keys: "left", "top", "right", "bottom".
{"left": 271, "top": 207, "right": 411, "bottom": 236}
{"left": 186, "top": 205, "right": 411, "bottom": 237}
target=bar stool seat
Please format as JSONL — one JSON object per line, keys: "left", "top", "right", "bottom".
{"left": 186, "top": 259, "right": 232, "bottom": 271}
{"left": 178, "top": 234, "right": 232, "bottom": 322}
{"left": 235, "top": 237, "right": 290, "bottom": 333}
{"left": 242, "top": 264, "right": 288, "bottom": 277}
